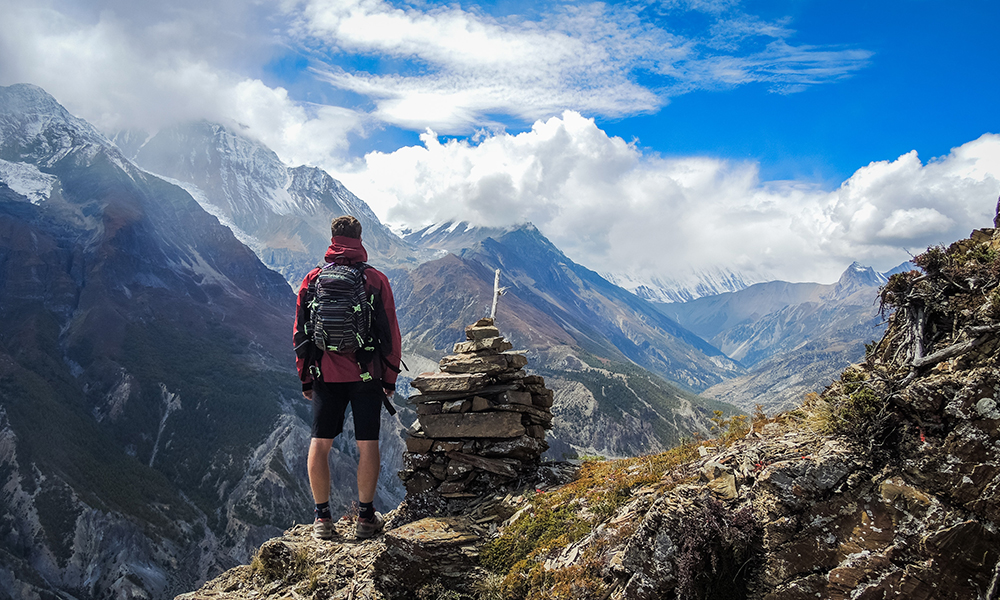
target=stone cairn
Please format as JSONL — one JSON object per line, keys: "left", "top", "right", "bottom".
{"left": 399, "top": 317, "right": 555, "bottom": 498}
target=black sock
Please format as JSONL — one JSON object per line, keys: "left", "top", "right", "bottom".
{"left": 358, "top": 501, "right": 374, "bottom": 521}
{"left": 315, "top": 501, "right": 331, "bottom": 520}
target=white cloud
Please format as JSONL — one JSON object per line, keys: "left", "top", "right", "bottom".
{"left": 337, "top": 115, "right": 1000, "bottom": 284}
{"left": 0, "top": 0, "right": 368, "bottom": 167}
{"left": 4, "top": 0, "right": 989, "bottom": 289}
{"left": 877, "top": 208, "right": 954, "bottom": 241}
{"left": 294, "top": 0, "right": 872, "bottom": 132}
{"left": 0, "top": 0, "right": 874, "bottom": 165}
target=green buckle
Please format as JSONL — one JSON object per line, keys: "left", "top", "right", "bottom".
{"left": 360, "top": 372, "right": 372, "bottom": 382}
{"left": 309, "top": 365, "right": 321, "bottom": 378}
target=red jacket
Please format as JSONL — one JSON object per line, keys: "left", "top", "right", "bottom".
{"left": 293, "top": 236, "right": 402, "bottom": 392}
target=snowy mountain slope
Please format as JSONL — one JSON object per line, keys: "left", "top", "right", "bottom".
{"left": 400, "top": 220, "right": 513, "bottom": 255}
{"left": 602, "top": 266, "right": 763, "bottom": 303}
{"left": 115, "top": 121, "right": 432, "bottom": 284}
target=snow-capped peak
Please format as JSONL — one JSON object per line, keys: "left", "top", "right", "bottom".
{"left": 603, "top": 266, "right": 764, "bottom": 304}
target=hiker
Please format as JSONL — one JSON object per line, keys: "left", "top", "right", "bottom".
{"left": 293, "top": 215, "right": 402, "bottom": 540}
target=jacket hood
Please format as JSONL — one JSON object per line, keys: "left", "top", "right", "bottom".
{"left": 324, "top": 236, "right": 368, "bottom": 264}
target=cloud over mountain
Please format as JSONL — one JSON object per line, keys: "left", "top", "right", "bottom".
{"left": 1, "top": 0, "right": 871, "bottom": 153}
{"left": 1, "top": 0, "right": 993, "bottom": 288}
{"left": 341, "top": 113, "right": 1000, "bottom": 284}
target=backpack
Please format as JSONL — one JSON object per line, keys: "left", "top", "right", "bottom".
{"left": 307, "top": 262, "right": 375, "bottom": 355}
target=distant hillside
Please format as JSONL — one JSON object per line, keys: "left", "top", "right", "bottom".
{"left": 661, "top": 262, "right": 908, "bottom": 412}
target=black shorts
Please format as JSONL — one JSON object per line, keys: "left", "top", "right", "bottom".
{"left": 311, "top": 380, "right": 383, "bottom": 441}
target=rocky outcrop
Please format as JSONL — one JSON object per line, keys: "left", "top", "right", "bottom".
{"left": 399, "top": 318, "right": 554, "bottom": 503}
{"left": 607, "top": 221, "right": 1000, "bottom": 599}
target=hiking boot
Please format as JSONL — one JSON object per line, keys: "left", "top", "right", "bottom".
{"left": 313, "top": 517, "right": 334, "bottom": 540}
{"left": 355, "top": 512, "right": 384, "bottom": 539}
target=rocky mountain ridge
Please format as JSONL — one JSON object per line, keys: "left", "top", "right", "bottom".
{"left": 114, "top": 121, "right": 749, "bottom": 459}
{"left": 391, "top": 224, "right": 742, "bottom": 459}
{"left": 0, "top": 83, "right": 742, "bottom": 600}
{"left": 178, "top": 217, "right": 1000, "bottom": 599}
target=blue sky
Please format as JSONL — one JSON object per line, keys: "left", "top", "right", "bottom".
{"left": 251, "top": 0, "right": 999, "bottom": 184}
{"left": 1, "top": 0, "right": 999, "bottom": 286}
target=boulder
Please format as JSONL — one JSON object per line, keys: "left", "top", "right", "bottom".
{"left": 418, "top": 412, "right": 526, "bottom": 439}
{"left": 411, "top": 372, "right": 488, "bottom": 393}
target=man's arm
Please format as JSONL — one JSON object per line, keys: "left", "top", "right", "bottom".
{"left": 293, "top": 269, "right": 319, "bottom": 397}
{"left": 372, "top": 270, "right": 402, "bottom": 393}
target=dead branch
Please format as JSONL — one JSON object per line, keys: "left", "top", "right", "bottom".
{"left": 911, "top": 333, "right": 991, "bottom": 369}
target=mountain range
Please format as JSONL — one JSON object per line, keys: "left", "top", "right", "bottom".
{"left": 661, "top": 261, "right": 910, "bottom": 412}
{"left": 0, "top": 83, "right": 895, "bottom": 600}
{"left": 602, "top": 265, "right": 763, "bottom": 304}
{"left": 111, "top": 117, "right": 748, "bottom": 458}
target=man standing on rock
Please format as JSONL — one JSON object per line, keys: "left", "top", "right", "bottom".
{"left": 293, "top": 215, "right": 402, "bottom": 540}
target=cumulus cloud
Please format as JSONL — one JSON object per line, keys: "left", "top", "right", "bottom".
{"left": 338, "top": 115, "right": 1000, "bottom": 284}
{"left": 293, "top": 0, "right": 872, "bottom": 132}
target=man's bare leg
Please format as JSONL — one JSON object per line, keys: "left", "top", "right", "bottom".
{"left": 357, "top": 440, "right": 380, "bottom": 504}
{"left": 308, "top": 437, "right": 334, "bottom": 503}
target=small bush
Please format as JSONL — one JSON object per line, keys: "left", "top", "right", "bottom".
{"left": 912, "top": 244, "right": 947, "bottom": 275}
{"left": 676, "top": 497, "right": 763, "bottom": 600}
{"left": 471, "top": 572, "right": 505, "bottom": 600}
{"left": 416, "top": 581, "right": 464, "bottom": 600}
{"left": 249, "top": 544, "right": 315, "bottom": 584}
{"left": 709, "top": 410, "right": 749, "bottom": 445}
{"left": 802, "top": 370, "right": 897, "bottom": 461}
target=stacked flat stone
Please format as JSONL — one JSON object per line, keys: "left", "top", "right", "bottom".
{"left": 399, "top": 318, "right": 555, "bottom": 498}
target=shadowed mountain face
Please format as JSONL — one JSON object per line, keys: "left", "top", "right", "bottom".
{"left": 115, "top": 121, "right": 434, "bottom": 284}
{"left": 0, "top": 84, "right": 406, "bottom": 600}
